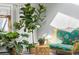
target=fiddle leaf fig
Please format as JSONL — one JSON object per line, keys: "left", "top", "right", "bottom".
{"left": 13, "top": 3, "right": 46, "bottom": 44}
{"left": 14, "top": 3, "right": 46, "bottom": 32}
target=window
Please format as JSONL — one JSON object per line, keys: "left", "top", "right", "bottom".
{"left": 0, "top": 15, "right": 12, "bottom": 32}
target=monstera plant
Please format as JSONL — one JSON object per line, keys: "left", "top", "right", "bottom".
{"left": 14, "top": 3, "right": 46, "bottom": 44}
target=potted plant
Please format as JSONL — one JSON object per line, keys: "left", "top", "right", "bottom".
{"left": 0, "top": 32, "right": 19, "bottom": 54}
{"left": 6, "top": 39, "right": 29, "bottom": 55}
{"left": 4, "top": 32, "right": 19, "bottom": 55}
{"left": 0, "top": 31, "right": 29, "bottom": 55}
{"left": 14, "top": 3, "right": 46, "bottom": 44}
{"left": 5, "top": 32, "right": 29, "bottom": 55}
{"left": 38, "top": 38, "right": 45, "bottom": 45}
{"left": 0, "top": 32, "right": 22, "bottom": 55}
{"left": 27, "top": 44, "right": 35, "bottom": 54}
{"left": 15, "top": 40, "right": 29, "bottom": 55}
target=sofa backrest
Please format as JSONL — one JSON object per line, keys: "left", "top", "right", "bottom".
{"left": 57, "top": 28, "right": 79, "bottom": 45}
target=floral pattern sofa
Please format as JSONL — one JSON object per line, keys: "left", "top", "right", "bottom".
{"left": 49, "top": 28, "right": 79, "bottom": 54}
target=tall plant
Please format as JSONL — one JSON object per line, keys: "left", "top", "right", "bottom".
{"left": 14, "top": 3, "right": 46, "bottom": 44}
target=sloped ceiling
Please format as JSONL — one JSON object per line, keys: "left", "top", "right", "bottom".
{"left": 50, "top": 12, "right": 79, "bottom": 32}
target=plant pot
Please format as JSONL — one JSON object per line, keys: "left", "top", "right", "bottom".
{"left": 28, "top": 48, "right": 35, "bottom": 54}
{"left": 8, "top": 47, "right": 16, "bottom": 55}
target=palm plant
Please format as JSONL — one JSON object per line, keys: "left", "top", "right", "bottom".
{"left": 14, "top": 3, "right": 46, "bottom": 44}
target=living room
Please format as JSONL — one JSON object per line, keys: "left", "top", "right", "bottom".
{"left": 0, "top": 3, "right": 79, "bottom": 55}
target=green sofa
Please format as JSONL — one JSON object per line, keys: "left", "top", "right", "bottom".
{"left": 49, "top": 28, "right": 79, "bottom": 54}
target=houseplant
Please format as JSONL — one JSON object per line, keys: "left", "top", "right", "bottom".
{"left": 0, "top": 31, "right": 29, "bottom": 55}
{"left": 27, "top": 44, "right": 35, "bottom": 54}
{"left": 13, "top": 40, "right": 29, "bottom": 55}
{"left": 0, "top": 32, "right": 19, "bottom": 54}
{"left": 5, "top": 32, "right": 29, "bottom": 55}
{"left": 3, "top": 32, "right": 19, "bottom": 55}
{"left": 38, "top": 38, "right": 45, "bottom": 45}
{"left": 6, "top": 39, "right": 29, "bottom": 55}
{"left": 14, "top": 3, "right": 46, "bottom": 44}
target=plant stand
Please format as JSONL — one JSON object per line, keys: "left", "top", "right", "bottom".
{"left": 30, "top": 48, "right": 36, "bottom": 54}
{"left": 35, "top": 45, "right": 50, "bottom": 55}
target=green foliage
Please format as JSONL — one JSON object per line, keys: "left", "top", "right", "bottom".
{"left": 5, "top": 32, "right": 29, "bottom": 54}
{"left": 21, "top": 33, "right": 29, "bottom": 37}
{"left": 0, "top": 31, "right": 29, "bottom": 54}
{"left": 0, "top": 32, "right": 6, "bottom": 40}
{"left": 13, "top": 3, "right": 46, "bottom": 44}
{"left": 28, "top": 44, "right": 35, "bottom": 49}
{"left": 13, "top": 21, "right": 23, "bottom": 30}
{"left": 6, "top": 40, "right": 29, "bottom": 54}
{"left": 0, "top": 32, "right": 19, "bottom": 46}
{"left": 38, "top": 37, "right": 45, "bottom": 43}
{"left": 14, "top": 3, "right": 46, "bottom": 32}
{"left": 14, "top": 40, "right": 29, "bottom": 54}
{"left": 6, "top": 32, "right": 19, "bottom": 40}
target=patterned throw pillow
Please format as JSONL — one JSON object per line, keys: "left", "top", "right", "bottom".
{"left": 57, "top": 30, "right": 72, "bottom": 45}
{"left": 71, "top": 28, "right": 79, "bottom": 40}
{"left": 62, "top": 33, "right": 72, "bottom": 45}
{"left": 57, "top": 28, "right": 79, "bottom": 45}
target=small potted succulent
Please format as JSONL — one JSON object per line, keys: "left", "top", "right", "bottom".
{"left": 38, "top": 38, "right": 45, "bottom": 45}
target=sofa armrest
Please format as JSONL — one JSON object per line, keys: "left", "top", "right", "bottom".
{"left": 73, "top": 41, "right": 79, "bottom": 52}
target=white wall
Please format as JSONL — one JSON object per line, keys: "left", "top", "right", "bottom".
{"left": 37, "top": 3, "right": 79, "bottom": 39}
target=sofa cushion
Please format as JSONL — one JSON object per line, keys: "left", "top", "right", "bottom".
{"left": 57, "top": 30, "right": 72, "bottom": 45}
{"left": 49, "top": 43, "right": 73, "bottom": 51}
{"left": 62, "top": 32, "right": 72, "bottom": 44}
{"left": 71, "top": 28, "right": 79, "bottom": 40}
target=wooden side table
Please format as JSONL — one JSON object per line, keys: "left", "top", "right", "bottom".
{"left": 35, "top": 45, "right": 50, "bottom": 55}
